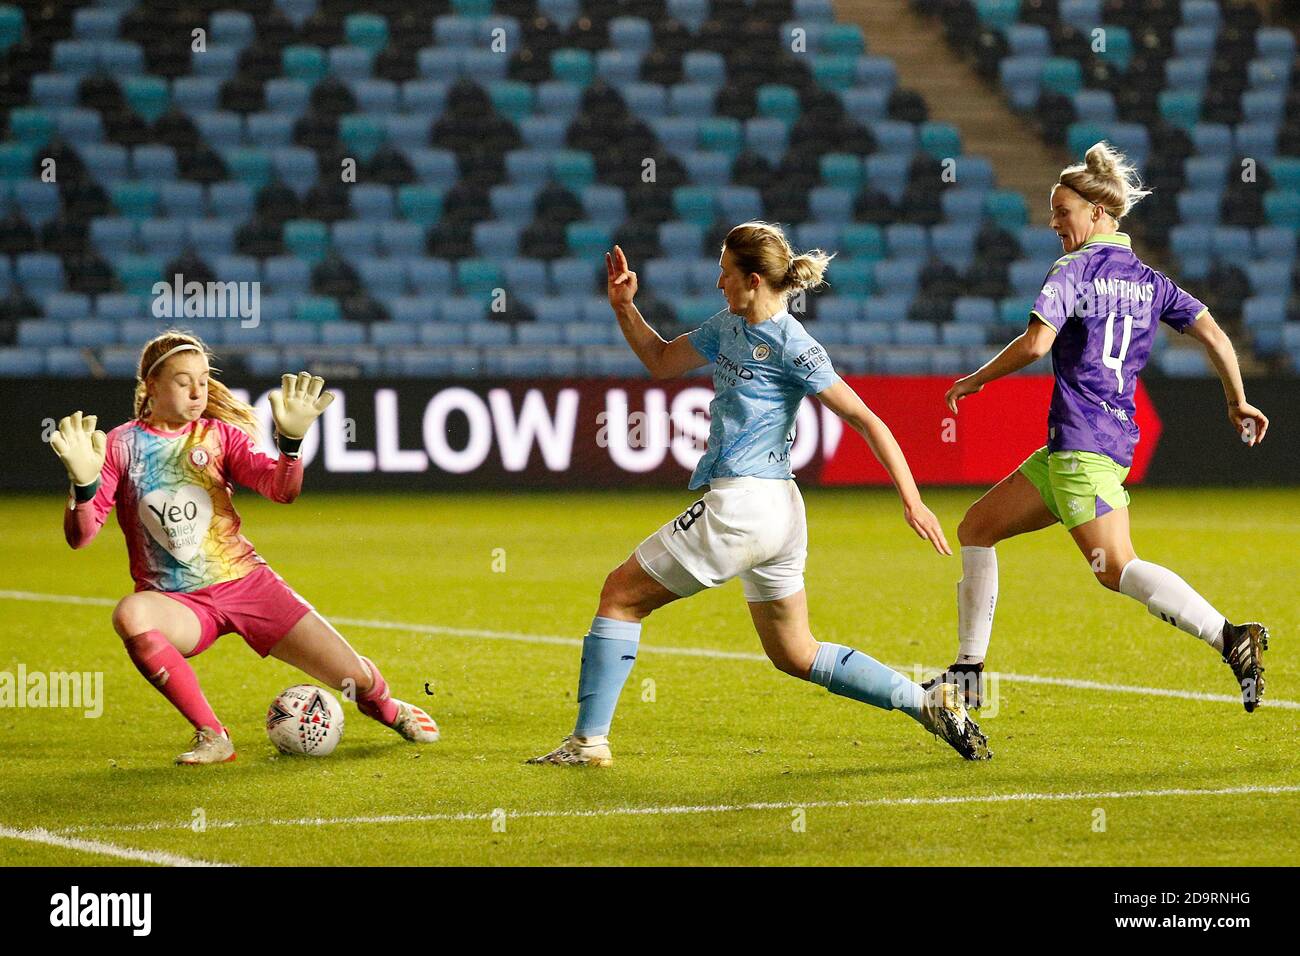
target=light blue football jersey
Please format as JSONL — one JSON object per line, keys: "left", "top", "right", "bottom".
{"left": 686, "top": 307, "right": 839, "bottom": 489}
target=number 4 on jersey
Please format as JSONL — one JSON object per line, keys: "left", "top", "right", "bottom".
{"left": 1102, "top": 312, "right": 1133, "bottom": 394}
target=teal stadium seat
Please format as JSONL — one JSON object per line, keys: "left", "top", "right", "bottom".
{"left": 489, "top": 81, "right": 534, "bottom": 123}
{"left": 283, "top": 220, "right": 330, "bottom": 265}
{"left": 833, "top": 261, "right": 875, "bottom": 295}
{"left": 821, "top": 24, "right": 866, "bottom": 57}
{"left": 116, "top": 255, "right": 163, "bottom": 295}
{"left": 457, "top": 259, "right": 502, "bottom": 295}
{"left": 1263, "top": 191, "right": 1300, "bottom": 229}
{"left": 344, "top": 13, "right": 389, "bottom": 52}
{"left": 0, "top": 143, "right": 34, "bottom": 179}
{"left": 919, "top": 122, "right": 962, "bottom": 159}
{"left": 985, "top": 191, "right": 1029, "bottom": 229}
{"left": 698, "top": 117, "right": 743, "bottom": 156}
{"left": 810, "top": 55, "right": 856, "bottom": 91}
{"left": 398, "top": 186, "right": 442, "bottom": 226}
{"left": 8, "top": 107, "right": 54, "bottom": 148}
{"left": 975, "top": 0, "right": 1022, "bottom": 30}
{"left": 295, "top": 296, "right": 343, "bottom": 323}
{"left": 672, "top": 186, "right": 716, "bottom": 227}
{"left": 551, "top": 49, "right": 595, "bottom": 87}
{"left": 1067, "top": 122, "right": 1107, "bottom": 159}
{"left": 757, "top": 85, "right": 801, "bottom": 125}
{"left": 223, "top": 148, "right": 273, "bottom": 190}
{"left": 565, "top": 222, "right": 612, "bottom": 259}
{"left": 111, "top": 182, "right": 159, "bottom": 220}
{"left": 0, "top": 5, "right": 23, "bottom": 54}
{"left": 282, "top": 45, "right": 328, "bottom": 84}
{"left": 1042, "top": 57, "right": 1084, "bottom": 97}
{"left": 1095, "top": 24, "right": 1132, "bottom": 71}
{"left": 840, "top": 223, "right": 886, "bottom": 260}
{"left": 553, "top": 150, "right": 596, "bottom": 192}
{"left": 1159, "top": 90, "right": 1201, "bottom": 131}
{"left": 820, "top": 153, "right": 863, "bottom": 192}
{"left": 1268, "top": 158, "right": 1300, "bottom": 192}
{"left": 123, "top": 76, "right": 169, "bottom": 123}
{"left": 339, "top": 115, "right": 387, "bottom": 162}
{"left": 452, "top": 0, "right": 494, "bottom": 16}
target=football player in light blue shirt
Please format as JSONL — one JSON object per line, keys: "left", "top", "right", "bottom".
{"left": 684, "top": 302, "right": 839, "bottom": 487}
{"left": 530, "top": 222, "right": 990, "bottom": 767}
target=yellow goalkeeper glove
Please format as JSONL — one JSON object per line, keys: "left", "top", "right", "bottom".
{"left": 268, "top": 371, "right": 335, "bottom": 447}
{"left": 50, "top": 411, "right": 107, "bottom": 489}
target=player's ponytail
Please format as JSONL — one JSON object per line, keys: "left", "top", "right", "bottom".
{"left": 135, "top": 330, "right": 259, "bottom": 440}
{"left": 1058, "top": 141, "right": 1152, "bottom": 221}
{"left": 723, "top": 220, "right": 835, "bottom": 298}
{"left": 784, "top": 251, "right": 833, "bottom": 294}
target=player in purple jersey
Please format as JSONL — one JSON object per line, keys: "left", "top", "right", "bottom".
{"left": 925, "top": 143, "right": 1271, "bottom": 715}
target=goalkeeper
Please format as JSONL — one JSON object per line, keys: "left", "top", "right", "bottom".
{"left": 51, "top": 330, "right": 441, "bottom": 764}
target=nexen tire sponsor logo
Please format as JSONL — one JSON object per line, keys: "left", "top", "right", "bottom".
{"left": 50, "top": 886, "right": 151, "bottom": 936}
{"left": 793, "top": 346, "right": 827, "bottom": 372}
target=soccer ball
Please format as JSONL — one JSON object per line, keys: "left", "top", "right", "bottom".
{"left": 266, "top": 685, "right": 344, "bottom": 756}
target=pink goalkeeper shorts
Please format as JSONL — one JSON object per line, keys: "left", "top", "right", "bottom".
{"left": 159, "top": 565, "right": 315, "bottom": 659}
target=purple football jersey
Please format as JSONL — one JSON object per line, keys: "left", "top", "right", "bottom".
{"left": 1029, "top": 233, "right": 1207, "bottom": 467}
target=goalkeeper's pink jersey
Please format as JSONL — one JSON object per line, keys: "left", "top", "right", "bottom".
{"left": 64, "top": 417, "right": 302, "bottom": 593}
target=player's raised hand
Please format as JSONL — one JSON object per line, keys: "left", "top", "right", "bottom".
{"left": 50, "top": 411, "right": 107, "bottom": 487}
{"left": 606, "top": 244, "right": 638, "bottom": 309}
{"left": 1228, "top": 401, "right": 1268, "bottom": 446}
{"left": 944, "top": 375, "right": 983, "bottom": 414}
{"left": 903, "top": 499, "right": 953, "bottom": 556}
{"left": 269, "top": 371, "right": 334, "bottom": 440}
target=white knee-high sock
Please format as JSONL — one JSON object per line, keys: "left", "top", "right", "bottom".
{"left": 957, "top": 546, "right": 998, "bottom": 664}
{"left": 1118, "top": 558, "right": 1227, "bottom": 650}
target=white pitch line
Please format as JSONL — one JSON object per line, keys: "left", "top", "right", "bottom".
{"left": 56, "top": 783, "right": 1300, "bottom": 836}
{"left": 1, "top": 588, "right": 1294, "bottom": 708}
{"left": 0, "top": 823, "right": 229, "bottom": 867}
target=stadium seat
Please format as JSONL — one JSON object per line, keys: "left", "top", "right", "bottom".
{"left": 284, "top": 220, "right": 330, "bottom": 264}
{"left": 17, "top": 320, "right": 66, "bottom": 348}
{"left": 840, "top": 224, "right": 887, "bottom": 261}
{"left": 473, "top": 222, "right": 522, "bottom": 259}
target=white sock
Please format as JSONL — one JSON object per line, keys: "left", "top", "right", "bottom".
{"left": 1118, "top": 558, "right": 1227, "bottom": 650}
{"left": 956, "top": 546, "right": 998, "bottom": 664}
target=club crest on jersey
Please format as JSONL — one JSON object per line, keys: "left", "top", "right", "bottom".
{"left": 752, "top": 343, "right": 771, "bottom": 361}
{"left": 188, "top": 447, "right": 210, "bottom": 470}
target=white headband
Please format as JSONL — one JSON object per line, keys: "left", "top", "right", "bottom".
{"left": 145, "top": 343, "right": 202, "bottom": 378}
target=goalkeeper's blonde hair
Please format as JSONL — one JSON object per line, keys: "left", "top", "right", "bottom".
{"left": 134, "top": 330, "right": 259, "bottom": 440}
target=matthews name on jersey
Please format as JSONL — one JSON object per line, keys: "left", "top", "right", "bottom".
{"left": 1030, "top": 233, "right": 1207, "bottom": 466}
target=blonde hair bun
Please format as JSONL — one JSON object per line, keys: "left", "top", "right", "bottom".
{"left": 723, "top": 220, "right": 835, "bottom": 297}
{"left": 1058, "top": 140, "right": 1151, "bottom": 222}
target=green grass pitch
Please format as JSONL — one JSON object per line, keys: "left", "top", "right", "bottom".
{"left": 0, "top": 487, "right": 1296, "bottom": 866}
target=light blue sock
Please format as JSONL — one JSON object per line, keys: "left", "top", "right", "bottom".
{"left": 810, "top": 642, "right": 924, "bottom": 723}
{"left": 574, "top": 616, "right": 642, "bottom": 737}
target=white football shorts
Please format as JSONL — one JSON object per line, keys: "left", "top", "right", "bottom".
{"left": 634, "top": 476, "right": 808, "bottom": 603}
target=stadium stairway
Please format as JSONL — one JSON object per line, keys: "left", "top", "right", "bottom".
{"left": 837, "top": 0, "right": 1064, "bottom": 205}
{"left": 839, "top": 0, "right": 1185, "bottom": 281}
{"left": 907, "top": 0, "right": 1281, "bottom": 376}
{"left": 831, "top": 0, "right": 1247, "bottom": 373}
